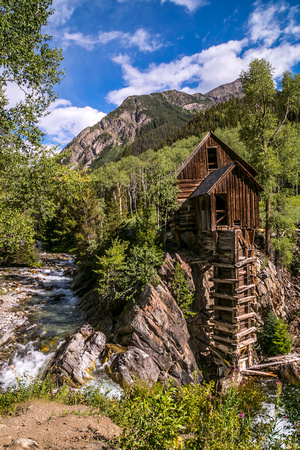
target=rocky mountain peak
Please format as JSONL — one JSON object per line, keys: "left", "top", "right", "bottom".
{"left": 61, "top": 79, "right": 243, "bottom": 169}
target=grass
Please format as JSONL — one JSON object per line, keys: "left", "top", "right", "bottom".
{"left": 0, "top": 376, "right": 299, "bottom": 449}
{"left": 0, "top": 378, "right": 300, "bottom": 450}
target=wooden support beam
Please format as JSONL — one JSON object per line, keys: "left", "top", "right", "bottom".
{"left": 211, "top": 278, "right": 238, "bottom": 283}
{"left": 235, "top": 257, "right": 256, "bottom": 268}
{"left": 234, "top": 312, "right": 256, "bottom": 322}
{"left": 212, "top": 305, "right": 238, "bottom": 312}
{"left": 236, "top": 295, "right": 256, "bottom": 304}
{"left": 213, "top": 320, "right": 238, "bottom": 331}
{"left": 235, "top": 284, "right": 255, "bottom": 294}
{"left": 241, "top": 370, "right": 277, "bottom": 378}
{"left": 236, "top": 326, "right": 256, "bottom": 340}
{"left": 237, "top": 337, "right": 256, "bottom": 349}
{"left": 189, "top": 258, "right": 211, "bottom": 265}
{"left": 213, "top": 334, "right": 238, "bottom": 345}
{"left": 249, "top": 357, "right": 300, "bottom": 370}
{"left": 212, "top": 341, "right": 236, "bottom": 355}
{"left": 211, "top": 292, "right": 239, "bottom": 300}
{"left": 212, "top": 262, "right": 235, "bottom": 268}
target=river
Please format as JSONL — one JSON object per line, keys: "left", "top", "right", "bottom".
{"left": 0, "top": 252, "right": 121, "bottom": 396}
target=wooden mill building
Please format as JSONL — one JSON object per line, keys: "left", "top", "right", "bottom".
{"left": 175, "top": 131, "right": 263, "bottom": 369}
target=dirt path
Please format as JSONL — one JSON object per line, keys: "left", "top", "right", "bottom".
{"left": 0, "top": 400, "right": 122, "bottom": 449}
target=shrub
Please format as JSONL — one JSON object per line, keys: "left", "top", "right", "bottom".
{"left": 172, "top": 261, "right": 195, "bottom": 318}
{"left": 261, "top": 312, "right": 292, "bottom": 356}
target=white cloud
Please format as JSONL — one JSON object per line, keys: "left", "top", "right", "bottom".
{"left": 107, "top": 40, "right": 248, "bottom": 104}
{"left": 161, "top": 0, "right": 209, "bottom": 12}
{"left": 62, "top": 31, "right": 98, "bottom": 50}
{"left": 117, "top": 0, "right": 209, "bottom": 12}
{"left": 107, "top": 1, "right": 300, "bottom": 105}
{"left": 40, "top": 99, "right": 106, "bottom": 145}
{"left": 48, "top": 0, "right": 82, "bottom": 27}
{"left": 61, "top": 28, "right": 162, "bottom": 52}
{"left": 244, "top": 43, "right": 300, "bottom": 79}
{"left": 248, "top": 1, "right": 300, "bottom": 46}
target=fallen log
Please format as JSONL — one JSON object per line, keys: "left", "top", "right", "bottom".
{"left": 241, "top": 369, "right": 277, "bottom": 378}
{"left": 249, "top": 357, "right": 300, "bottom": 371}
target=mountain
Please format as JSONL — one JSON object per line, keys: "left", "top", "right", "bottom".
{"left": 61, "top": 79, "right": 243, "bottom": 169}
{"left": 204, "top": 79, "right": 244, "bottom": 104}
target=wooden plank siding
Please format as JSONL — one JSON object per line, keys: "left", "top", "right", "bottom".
{"left": 178, "top": 135, "right": 234, "bottom": 181}
{"left": 209, "top": 165, "right": 261, "bottom": 231}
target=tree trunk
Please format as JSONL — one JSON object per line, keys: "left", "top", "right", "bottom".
{"left": 265, "top": 198, "right": 271, "bottom": 255}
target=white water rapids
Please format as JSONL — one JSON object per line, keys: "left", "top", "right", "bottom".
{"left": 0, "top": 253, "right": 122, "bottom": 398}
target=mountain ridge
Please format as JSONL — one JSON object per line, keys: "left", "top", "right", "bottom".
{"left": 61, "top": 79, "right": 243, "bottom": 169}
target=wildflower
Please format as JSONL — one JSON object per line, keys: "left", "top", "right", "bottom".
{"left": 239, "top": 412, "right": 245, "bottom": 418}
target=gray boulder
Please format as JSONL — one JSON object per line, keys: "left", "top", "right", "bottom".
{"left": 46, "top": 324, "right": 106, "bottom": 386}
{"left": 108, "top": 346, "right": 161, "bottom": 386}
{"left": 112, "top": 282, "right": 202, "bottom": 385}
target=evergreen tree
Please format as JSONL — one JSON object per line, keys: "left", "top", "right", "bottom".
{"left": 261, "top": 312, "right": 292, "bottom": 356}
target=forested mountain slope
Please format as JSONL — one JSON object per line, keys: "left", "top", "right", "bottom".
{"left": 61, "top": 79, "right": 243, "bottom": 169}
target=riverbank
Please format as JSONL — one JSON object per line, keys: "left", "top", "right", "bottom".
{"left": 0, "top": 253, "right": 83, "bottom": 388}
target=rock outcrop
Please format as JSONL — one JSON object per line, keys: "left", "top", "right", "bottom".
{"left": 72, "top": 248, "right": 299, "bottom": 385}
{"left": 46, "top": 324, "right": 106, "bottom": 386}
{"left": 76, "top": 257, "right": 203, "bottom": 387}
{"left": 108, "top": 347, "right": 161, "bottom": 386}
{"left": 204, "top": 78, "right": 244, "bottom": 105}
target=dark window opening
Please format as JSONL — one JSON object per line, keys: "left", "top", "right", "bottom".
{"left": 207, "top": 147, "right": 218, "bottom": 169}
{"left": 216, "top": 194, "right": 228, "bottom": 225}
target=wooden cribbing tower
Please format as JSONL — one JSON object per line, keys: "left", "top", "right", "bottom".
{"left": 175, "top": 132, "right": 263, "bottom": 370}
{"left": 211, "top": 230, "right": 256, "bottom": 369}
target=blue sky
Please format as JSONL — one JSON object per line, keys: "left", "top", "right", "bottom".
{"left": 35, "top": 0, "right": 300, "bottom": 147}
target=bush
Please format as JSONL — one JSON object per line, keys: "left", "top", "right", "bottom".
{"left": 261, "top": 312, "right": 292, "bottom": 356}
{"left": 172, "top": 261, "right": 195, "bottom": 318}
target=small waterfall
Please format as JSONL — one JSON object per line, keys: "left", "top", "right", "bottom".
{"left": 0, "top": 253, "right": 121, "bottom": 397}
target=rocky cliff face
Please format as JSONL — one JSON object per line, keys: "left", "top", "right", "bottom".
{"left": 61, "top": 79, "right": 243, "bottom": 169}
{"left": 204, "top": 78, "right": 243, "bottom": 104}
{"left": 71, "top": 248, "right": 299, "bottom": 386}
{"left": 73, "top": 253, "right": 203, "bottom": 387}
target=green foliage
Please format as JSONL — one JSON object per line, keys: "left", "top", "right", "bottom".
{"left": 125, "top": 244, "right": 163, "bottom": 289}
{"left": 172, "top": 261, "right": 195, "bottom": 318}
{"left": 43, "top": 169, "right": 106, "bottom": 259}
{"left": 0, "top": 208, "right": 36, "bottom": 265}
{"left": 114, "top": 381, "right": 265, "bottom": 450}
{"left": 95, "top": 231, "right": 163, "bottom": 303}
{"left": 2, "top": 376, "right": 300, "bottom": 449}
{"left": 280, "top": 384, "right": 300, "bottom": 443}
{"left": 0, "top": 375, "right": 113, "bottom": 417}
{"left": 0, "top": 0, "right": 63, "bottom": 149}
{"left": 0, "top": 0, "right": 64, "bottom": 264}
{"left": 95, "top": 238, "right": 129, "bottom": 299}
{"left": 260, "top": 312, "right": 292, "bottom": 356}
{"left": 90, "top": 137, "right": 196, "bottom": 239}
{"left": 239, "top": 59, "right": 300, "bottom": 261}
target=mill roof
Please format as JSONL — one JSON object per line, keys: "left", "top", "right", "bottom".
{"left": 189, "top": 161, "right": 263, "bottom": 199}
{"left": 178, "top": 131, "right": 258, "bottom": 178}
